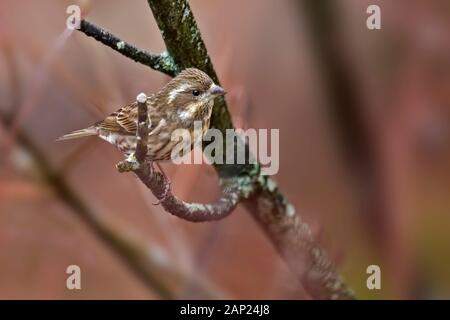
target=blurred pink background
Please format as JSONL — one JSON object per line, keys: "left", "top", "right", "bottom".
{"left": 1, "top": 0, "right": 450, "bottom": 299}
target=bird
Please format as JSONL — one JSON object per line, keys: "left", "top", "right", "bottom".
{"left": 57, "top": 68, "right": 225, "bottom": 161}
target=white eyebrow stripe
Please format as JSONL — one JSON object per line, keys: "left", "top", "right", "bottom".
{"left": 167, "top": 83, "right": 191, "bottom": 104}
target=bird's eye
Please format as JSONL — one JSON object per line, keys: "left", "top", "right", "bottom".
{"left": 192, "top": 89, "right": 200, "bottom": 96}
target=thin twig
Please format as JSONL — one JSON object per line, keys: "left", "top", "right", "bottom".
{"left": 78, "top": 20, "right": 178, "bottom": 77}
{"left": 119, "top": 93, "right": 242, "bottom": 222}
{"left": 0, "top": 109, "right": 224, "bottom": 299}
{"left": 148, "top": 0, "right": 355, "bottom": 299}
{"left": 74, "top": 1, "right": 356, "bottom": 299}
{"left": 136, "top": 164, "right": 242, "bottom": 222}
{"left": 135, "top": 93, "right": 150, "bottom": 162}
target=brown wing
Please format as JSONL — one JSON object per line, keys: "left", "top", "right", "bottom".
{"left": 95, "top": 92, "right": 162, "bottom": 136}
{"left": 95, "top": 102, "right": 138, "bottom": 134}
{"left": 96, "top": 94, "right": 166, "bottom": 136}
{"left": 115, "top": 102, "right": 139, "bottom": 133}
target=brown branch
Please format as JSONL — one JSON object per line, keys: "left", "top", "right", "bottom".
{"left": 245, "top": 178, "right": 353, "bottom": 299}
{"left": 118, "top": 93, "right": 242, "bottom": 222}
{"left": 136, "top": 164, "right": 241, "bottom": 222}
{"left": 148, "top": 0, "right": 355, "bottom": 299}
{"left": 78, "top": 20, "right": 178, "bottom": 77}
{"left": 75, "top": 1, "right": 356, "bottom": 299}
{"left": 135, "top": 93, "right": 150, "bottom": 162}
{"left": 0, "top": 109, "right": 224, "bottom": 299}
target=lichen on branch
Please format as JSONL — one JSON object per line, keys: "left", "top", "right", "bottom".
{"left": 75, "top": 0, "right": 356, "bottom": 299}
{"left": 79, "top": 20, "right": 178, "bottom": 76}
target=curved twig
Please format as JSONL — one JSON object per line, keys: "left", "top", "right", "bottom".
{"left": 118, "top": 94, "right": 242, "bottom": 222}
{"left": 75, "top": 1, "right": 356, "bottom": 299}
{"left": 136, "top": 164, "right": 241, "bottom": 222}
{"left": 0, "top": 108, "right": 225, "bottom": 299}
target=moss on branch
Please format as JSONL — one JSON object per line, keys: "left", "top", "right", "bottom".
{"left": 74, "top": 0, "right": 356, "bottom": 299}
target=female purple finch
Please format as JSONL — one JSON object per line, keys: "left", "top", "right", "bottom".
{"left": 57, "top": 68, "right": 225, "bottom": 161}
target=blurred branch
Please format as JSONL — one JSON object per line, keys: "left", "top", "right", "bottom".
{"left": 3, "top": 43, "right": 21, "bottom": 112}
{"left": 135, "top": 163, "right": 242, "bottom": 222}
{"left": 78, "top": 20, "right": 178, "bottom": 77}
{"left": 299, "top": 1, "right": 422, "bottom": 298}
{"left": 0, "top": 110, "right": 224, "bottom": 300}
{"left": 75, "top": 0, "right": 355, "bottom": 299}
{"left": 299, "top": 1, "right": 374, "bottom": 171}
{"left": 299, "top": 2, "right": 397, "bottom": 256}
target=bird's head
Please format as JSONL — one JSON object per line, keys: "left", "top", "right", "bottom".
{"left": 159, "top": 68, "right": 225, "bottom": 114}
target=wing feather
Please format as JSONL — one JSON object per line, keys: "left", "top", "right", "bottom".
{"left": 96, "top": 95, "right": 156, "bottom": 134}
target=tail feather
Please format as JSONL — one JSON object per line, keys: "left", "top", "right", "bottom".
{"left": 56, "top": 126, "right": 98, "bottom": 141}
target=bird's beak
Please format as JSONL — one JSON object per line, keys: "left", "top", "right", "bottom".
{"left": 210, "top": 84, "right": 226, "bottom": 96}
